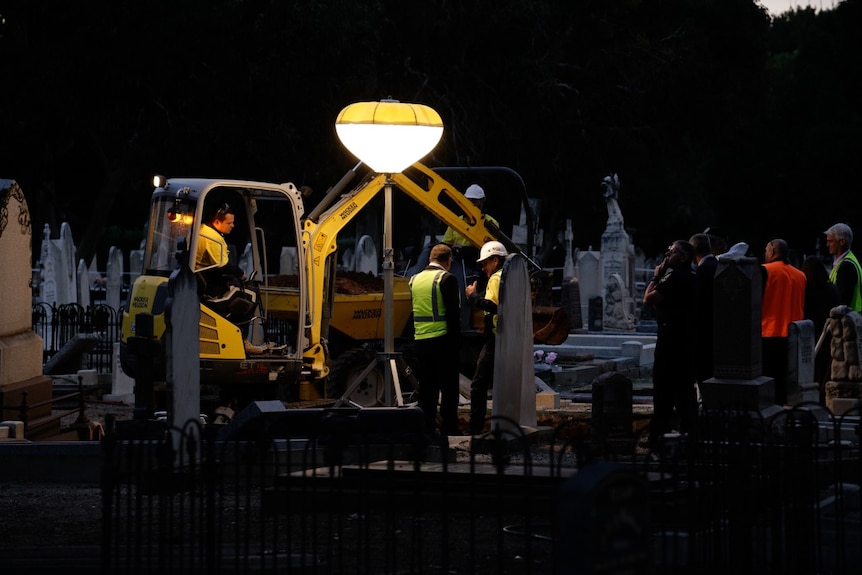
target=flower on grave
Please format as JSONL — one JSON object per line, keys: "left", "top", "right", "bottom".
{"left": 545, "top": 352, "right": 558, "bottom": 365}
{"left": 533, "top": 349, "right": 545, "bottom": 363}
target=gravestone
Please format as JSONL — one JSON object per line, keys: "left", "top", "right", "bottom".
{"left": 355, "top": 234, "right": 377, "bottom": 274}
{"left": 76, "top": 259, "right": 90, "bottom": 308}
{"left": 588, "top": 296, "right": 603, "bottom": 332}
{"left": 699, "top": 254, "right": 781, "bottom": 416}
{"left": 591, "top": 372, "right": 635, "bottom": 456}
{"left": 240, "top": 242, "right": 254, "bottom": 277}
{"left": 280, "top": 246, "right": 298, "bottom": 274}
{"left": 38, "top": 222, "right": 79, "bottom": 306}
{"left": 787, "top": 319, "right": 818, "bottom": 405}
{"left": 493, "top": 254, "right": 537, "bottom": 432}
{"left": 104, "top": 342, "right": 135, "bottom": 405}
{"left": 38, "top": 225, "right": 57, "bottom": 305}
{"left": 129, "top": 242, "right": 144, "bottom": 286}
{"left": 165, "top": 260, "right": 201, "bottom": 437}
{"left": 556, "top": 462, "right": 649, "bottom": 575}
{"left": 577, "top": 250, "right": 601, "bottom": 324}
{"left": 0, "top": 180, "right": 54, "bottom": 437}
{"left": 560, "top": 278, "right": 583, "bottom": 332}
{"left": 106, "top": 246, "right": 124, "bottom": 311}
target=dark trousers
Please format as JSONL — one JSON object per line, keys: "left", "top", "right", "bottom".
{"left": 469, "top": 340, "right": 495, "bottom": 435}
{"left": 651, "top": 333, "right": 697, "bottom": 445}
{"left": 415, "top": 336, "right": 461, "bottom": 435}
{"left": 762, "top": 336, "right": 789, "bottom": 405}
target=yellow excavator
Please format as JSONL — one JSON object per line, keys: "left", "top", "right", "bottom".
{"left": 119, "top": 162, "right": 568, "bottom": 411}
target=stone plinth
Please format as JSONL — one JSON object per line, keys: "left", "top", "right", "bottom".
{"left": 0, "top": 375, "right": 54, "bottom": 433}
{"left": 0, "top": 331, "right": 44, "bottom": 387}
{"left": 699, "top": 376, "right": 783, "bottom": 417}
{"left": 824, "top": 380, "right": 862, "bottom": 414}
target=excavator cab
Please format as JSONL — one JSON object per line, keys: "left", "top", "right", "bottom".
{"left": 120, "top": 177, "right": 309, "bottom": 406}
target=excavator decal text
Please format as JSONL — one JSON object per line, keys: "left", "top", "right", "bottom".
{"left": 352, "top": 308, "right": 381, "bottom": 320}
{"left": 338, "top": 201, "right": 359, "bottom": 221}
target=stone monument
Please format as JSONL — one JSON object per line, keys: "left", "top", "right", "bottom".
{"left": 0, "top": 180, "right": 55, "bottom": 438}
{"left": 602, "top": 273, "right": 636, "bottom": 331}
{"left": 823, "top": 305, "right": 862, "bottom": 414}
{"left": 599, "top": 174, "right": 636, "bottom": 331}
{"left": 699, "top": 253, "right": 782, "bottom": 418}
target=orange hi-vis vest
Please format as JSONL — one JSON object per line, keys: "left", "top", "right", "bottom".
{"left": 761, "top": 261, "right": 806, "bottom": 338}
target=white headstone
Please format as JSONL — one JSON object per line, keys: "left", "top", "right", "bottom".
{"left": 279, "top": 246, "right": 298, "bottom": 275}
{"left": 576, "top": 250, "right": 601, "bottom": 323}
{"left": 107, "top": 246, "right": 124, "bottom": 310}
{"left": 240, "top": 242, "right": 254, "bottom": 278}
{"left": 59, "top": 222, "right": 77, "bottom": 304}
{"left": 129, "top": 249, "right": 144, "bottom": 286}
{"left": 77, "top": 259, "right": 91, "bottom": 308}
{"left": 341, "top": 248, "right": 355, "bottom": 272}
{"left": 104, "top": 342, "right": 135, "bottom": 405}
{"left": 355, "top": 235, "right": 377, "bottom": 275}
{"left": 39, "top": 224, "right": 58, "bottom": 305}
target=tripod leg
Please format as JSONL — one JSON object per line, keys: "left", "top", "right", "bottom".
{"left": 389, "top": 358, "right": 404, "bottom": 406}
{"left": 334, "top": 358, "right": 380, "bottom": 408}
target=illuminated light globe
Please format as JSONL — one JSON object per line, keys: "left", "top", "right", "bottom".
{"left": 335, "top": 99, "right": 443, "bottom": 174}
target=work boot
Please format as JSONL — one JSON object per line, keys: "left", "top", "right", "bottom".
{"left": 244, "top": 340, "right": 267, "bottom": 355}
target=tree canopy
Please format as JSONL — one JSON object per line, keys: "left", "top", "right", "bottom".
{"left": 1, "top": 0, "right": 859, "bottom": 267}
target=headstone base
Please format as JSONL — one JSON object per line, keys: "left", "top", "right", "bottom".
{"left": 0, "top": 331, "right": 44, "bottom": 387}
{"left": 700, "top": 375, "right": 781, "bottom": 413}
{"left": 788, "top": 382, "right": 820, "bottom": 406}
{"left": 0, "top": 375, "right": 55, "bottom": 439}
{"left": 824, "top": 380, "right": 862, "bottom": 414}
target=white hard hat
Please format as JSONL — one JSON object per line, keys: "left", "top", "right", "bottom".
{"left": 464, "top": 184, "right": 485, "bottom": 200}
{"left": 477, "top": 240, "right": 507, "bottom": 263}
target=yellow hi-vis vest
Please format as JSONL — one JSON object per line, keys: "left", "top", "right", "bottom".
{"left": 409, "top": 268, "right": 450, "bottom": 340}
{"left": 196, "top": 225, "right": 230, "bottom": 270}
{"left": 829, "top": 251, "right": 862, "bottom": 312}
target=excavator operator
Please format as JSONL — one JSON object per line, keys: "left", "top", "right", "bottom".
{"left": 195, "top": 203, "right": 246, "bottom": 299}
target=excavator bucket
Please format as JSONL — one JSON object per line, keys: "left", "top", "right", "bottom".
{"left": 533, "top": 305, "right": 570, "bottom": 345}
{"left": 529, "top": 269, "right": 570, "bottom": 345}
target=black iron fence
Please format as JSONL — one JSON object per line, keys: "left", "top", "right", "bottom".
{"left": 32, "top": 302, "right": 122, "bottom": 375}
{"left": 31, "top": 302, "right": 295, "bottom": 377}
{"left": 101, "top": 407, "right": 862, "bottom": 575}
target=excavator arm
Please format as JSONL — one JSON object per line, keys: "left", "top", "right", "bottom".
{"left": 299, "top": 161, "right": 551, "bottom": 380}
